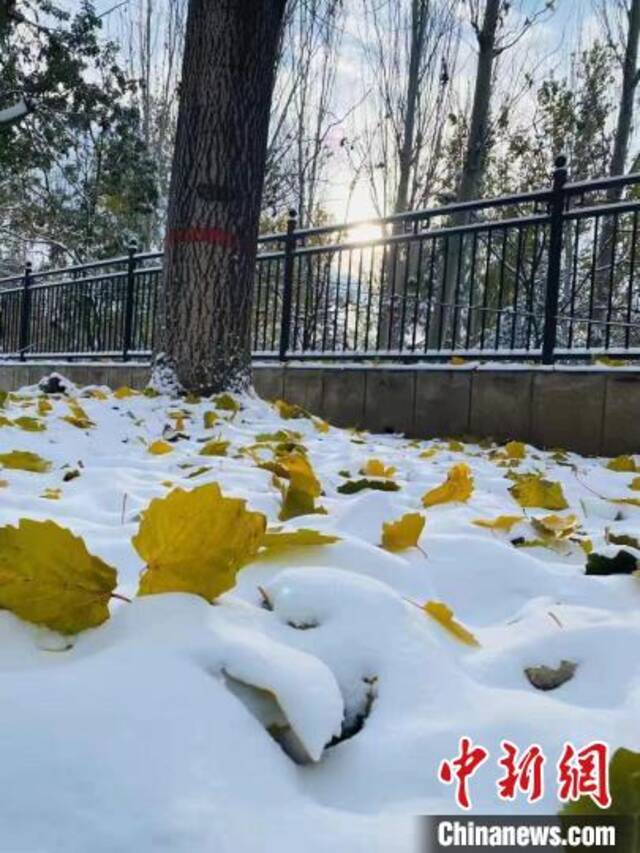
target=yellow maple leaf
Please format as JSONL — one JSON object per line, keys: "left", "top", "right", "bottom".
{"left": 578, "top": 538, "right": 593, "bottom": 555}
{"left": 168, "top": 409, "right": 190, "bottom": 420}
{"left": 82, "top": 388, "right": 109, "bottom": 400}
{"left": 531, "top": 513, "right": 578, "bottom": 540}
{"left": 203, "top": 410, "right": 218, "bottom": 429}
{"left": 13, "top": 416, "right": 45, "bottom": 432}
{"left": 62, "top": 401, "right": 94, "bottom": 430}
{"left": 419, "top": 448, "right": 439, "bottom": 459}
{"left": 260, "top": 528, "right": 339, "bottom": 557}
{"left": 199, "top": 440, "right": 230, "bottom": 457}
{"left": 37, "top": 398, "right": 52, "bottom": 416}
{"left": 185, "top": 466, "right": 211, "bottom": 479}
{"left": 258, "top": 459, "right": 290, "bottom": 479}
{"left": 148, "top": 440, "right": 173, "bottom": 456}
{"left": 134, "top": 483, "right": 266, "bottom": 602}
{"left": 256, "top": 429, "right": 301, "bottom": 444}
{"left": 606, "top": 455, "right": 638, "bottom": 473}
{"left": 278, "top": 452, "right": 320, "bottom": 493}
{"left": 313, "top": 418, "right": 330, "bottom": 434}
{"left": 381, "top": 513, "right": 426, "bottom": 551}
{"left": 274, "top": 399, "right": 309, "bottom": 420}
{"left": 473, "top": 515, "right": 524, "bottom": 532}
{"left": 595, "top": 356, "right": 626, "bottom": 367}
{"left": 40, "top": 487, "right": 61, "bottom": 500}
{"left": 361, "top": 458, "right": 396, "bottom": 479}
{"left": 447, "top": 439, "right": 464, "bottom": 452}
{"left": 0, "top": 450, "right": 51, "bottom": 473}
{"left": 214, "top": 393, "right": 241, "bottom": 413}
{"left": 277, "top": 452, "right": 324, "bottom": 521}
{"left": 612, "top": 497, "right": 640, "bottom": 507}
{"left": 504, "top": 440, "right": 526, "bottom": 460}
{"left": 0, "top": 519, "right": 117, "bottom": 634}
{"left": 422, "top": 463, "right": 474, "bottom": 507}
{"left": 113, "top": 386, "right": 137, "bottom": 399}
{"left": 422, "top": 600, "right": 479, "bottom": 647}
{"left": 508, "top": 474, "right": 568, "bottom": 510}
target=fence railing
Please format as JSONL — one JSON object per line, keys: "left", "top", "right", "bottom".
{"left": 2, "top": 156, "right": 640, "bottom": 364}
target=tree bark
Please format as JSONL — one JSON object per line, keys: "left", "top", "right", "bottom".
{"left": 156, "top": 0, "right": 287, "bottom": 394}
{"left": 380, "top": 0, "right": 430, "bottom": 350}
{"left": 593, "top": 0, "right": 640, "bottom": 342}
{"left": 430, "top": 0, "right": 500, "bottom": 349}
{"left": 610, "top": 0, "right": 640, "bottom": 182}
{"left": 456, "top": 0, "right": 500, "bottom": 207}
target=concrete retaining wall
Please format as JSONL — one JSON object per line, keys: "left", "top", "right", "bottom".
{"left": 1, "top": 361, "right": 638, "bottom": 456}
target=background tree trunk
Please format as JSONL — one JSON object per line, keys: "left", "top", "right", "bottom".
{"left": 593, "top": 0, "right": 640, "bottom": 342}
{"left": 157, "top": 0, "right": 287, "bottom": 394}
{"left": 431, "top": 0, "right": 500, "bottom": 349}
{"left": 380, "top": 0, "right": 431, "bottom": 350}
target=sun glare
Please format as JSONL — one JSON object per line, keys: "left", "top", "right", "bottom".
{"left": 347, "top": 222, "right": 383, "bottom": 244}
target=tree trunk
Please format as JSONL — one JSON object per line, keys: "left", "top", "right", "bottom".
{"left": 456, "top": 0, "right": 500, "bottom": 207}
{"left": 593, "top": 0, "right": 640, "bottom": 343}
{"left": 430, "top": 0, "right": 500, "bottom": 349}
{"left": 380, "top": 0, "right": 429, "bottom": 351}
{"left": 156, "top": 0, "right": 287, "bottom": 393}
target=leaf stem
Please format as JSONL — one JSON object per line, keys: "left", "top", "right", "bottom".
{"left": 111, "top": 592, "right": 132, "bottom": 603}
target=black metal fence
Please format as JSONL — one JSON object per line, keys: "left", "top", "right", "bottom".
{"left": 2, "top": 156, "right": 640, "bottom": 364}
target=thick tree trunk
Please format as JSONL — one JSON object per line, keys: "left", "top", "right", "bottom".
{"left": 430, "top": 0, "right": 500, "bottom": 349}
{"left": 593, "top": 0, "right": 640, "bottom": 343}
{"left": 156, "top": 0, "right": 287, "bottom": 394}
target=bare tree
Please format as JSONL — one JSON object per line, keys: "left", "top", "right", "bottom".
{"left": 599, "top": 0, "right": 640, "bottom": 181}
{"left": 356, "top": 0, "right": 460, "bottom": 217}
{"left": 264, "top": 0, "right": 346, "bottom": 227}
{"left": 435, "top": 0, "right": 555, "bottom": 347}
{"left": 157, "top": 0, "right": 287, "bottom": 393}
{"left": 593, "top": 0, "right": 640, "bottom": 339}
{"left": 353, "top": 0, "right": 460, "bottom": 347}
{"left": 120, "top": 0, "right": 187, "bottom": 247}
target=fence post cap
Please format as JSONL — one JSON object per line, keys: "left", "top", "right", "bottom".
{"left": 554, "top": 154, "right": 567, "bottom": 170}
{"left": 24, "top": 261, "right": 32, "bottom": 273}
{"left": 286, "top": 210, "right": 297, "bottom": 237}
{"left": 128, "top": 239, "right": 138, "bottom": 253}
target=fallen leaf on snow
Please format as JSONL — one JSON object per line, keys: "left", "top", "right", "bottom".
{"left": 422, "top": 463, "right": 474, "bottom": 507}
{"left": 381, "top": 513, "right": 425, "bottom": 551}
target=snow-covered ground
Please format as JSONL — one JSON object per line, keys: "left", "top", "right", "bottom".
{"left": 0, "top": 374, "right": 638, "bottom": 851}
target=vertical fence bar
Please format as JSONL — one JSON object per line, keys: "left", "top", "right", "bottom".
{"left": 278, "top": 209, "right": 297, "bottom": 361}
{"left": 541, "top": 154, "right": 568, "bottom": 364}
{"left": 18, "top": 261, "right": 32, "bottom": 362}
{"left": 122, "top": 240, "right": 138, "bottom": 361}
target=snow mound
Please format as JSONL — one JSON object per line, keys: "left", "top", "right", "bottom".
{"left": 0, "top": 375, "right": 638, "bottom": 848}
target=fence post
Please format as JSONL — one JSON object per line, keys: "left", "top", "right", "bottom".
{"left": 122, "top": 239, "right": 138, "bottom": 361}
{"left": 279, "top": 209, "right": 298, "bottom": 362}
{"left": 18, "top": 261, "right": 32, "bottom": 362}
{"left": 541, "top": 154, "right": 568, "bottom": 364}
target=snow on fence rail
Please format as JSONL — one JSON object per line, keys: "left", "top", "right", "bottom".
{"left": 2, "top": 158, "right": 640, "bottom": 364}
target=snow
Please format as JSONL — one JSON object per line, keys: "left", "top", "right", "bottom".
{"left": 0, "top": 97, "right": 30, "bottom": 125}
{"left": 0, "top": 375, "right": 639, "bottom": 850}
